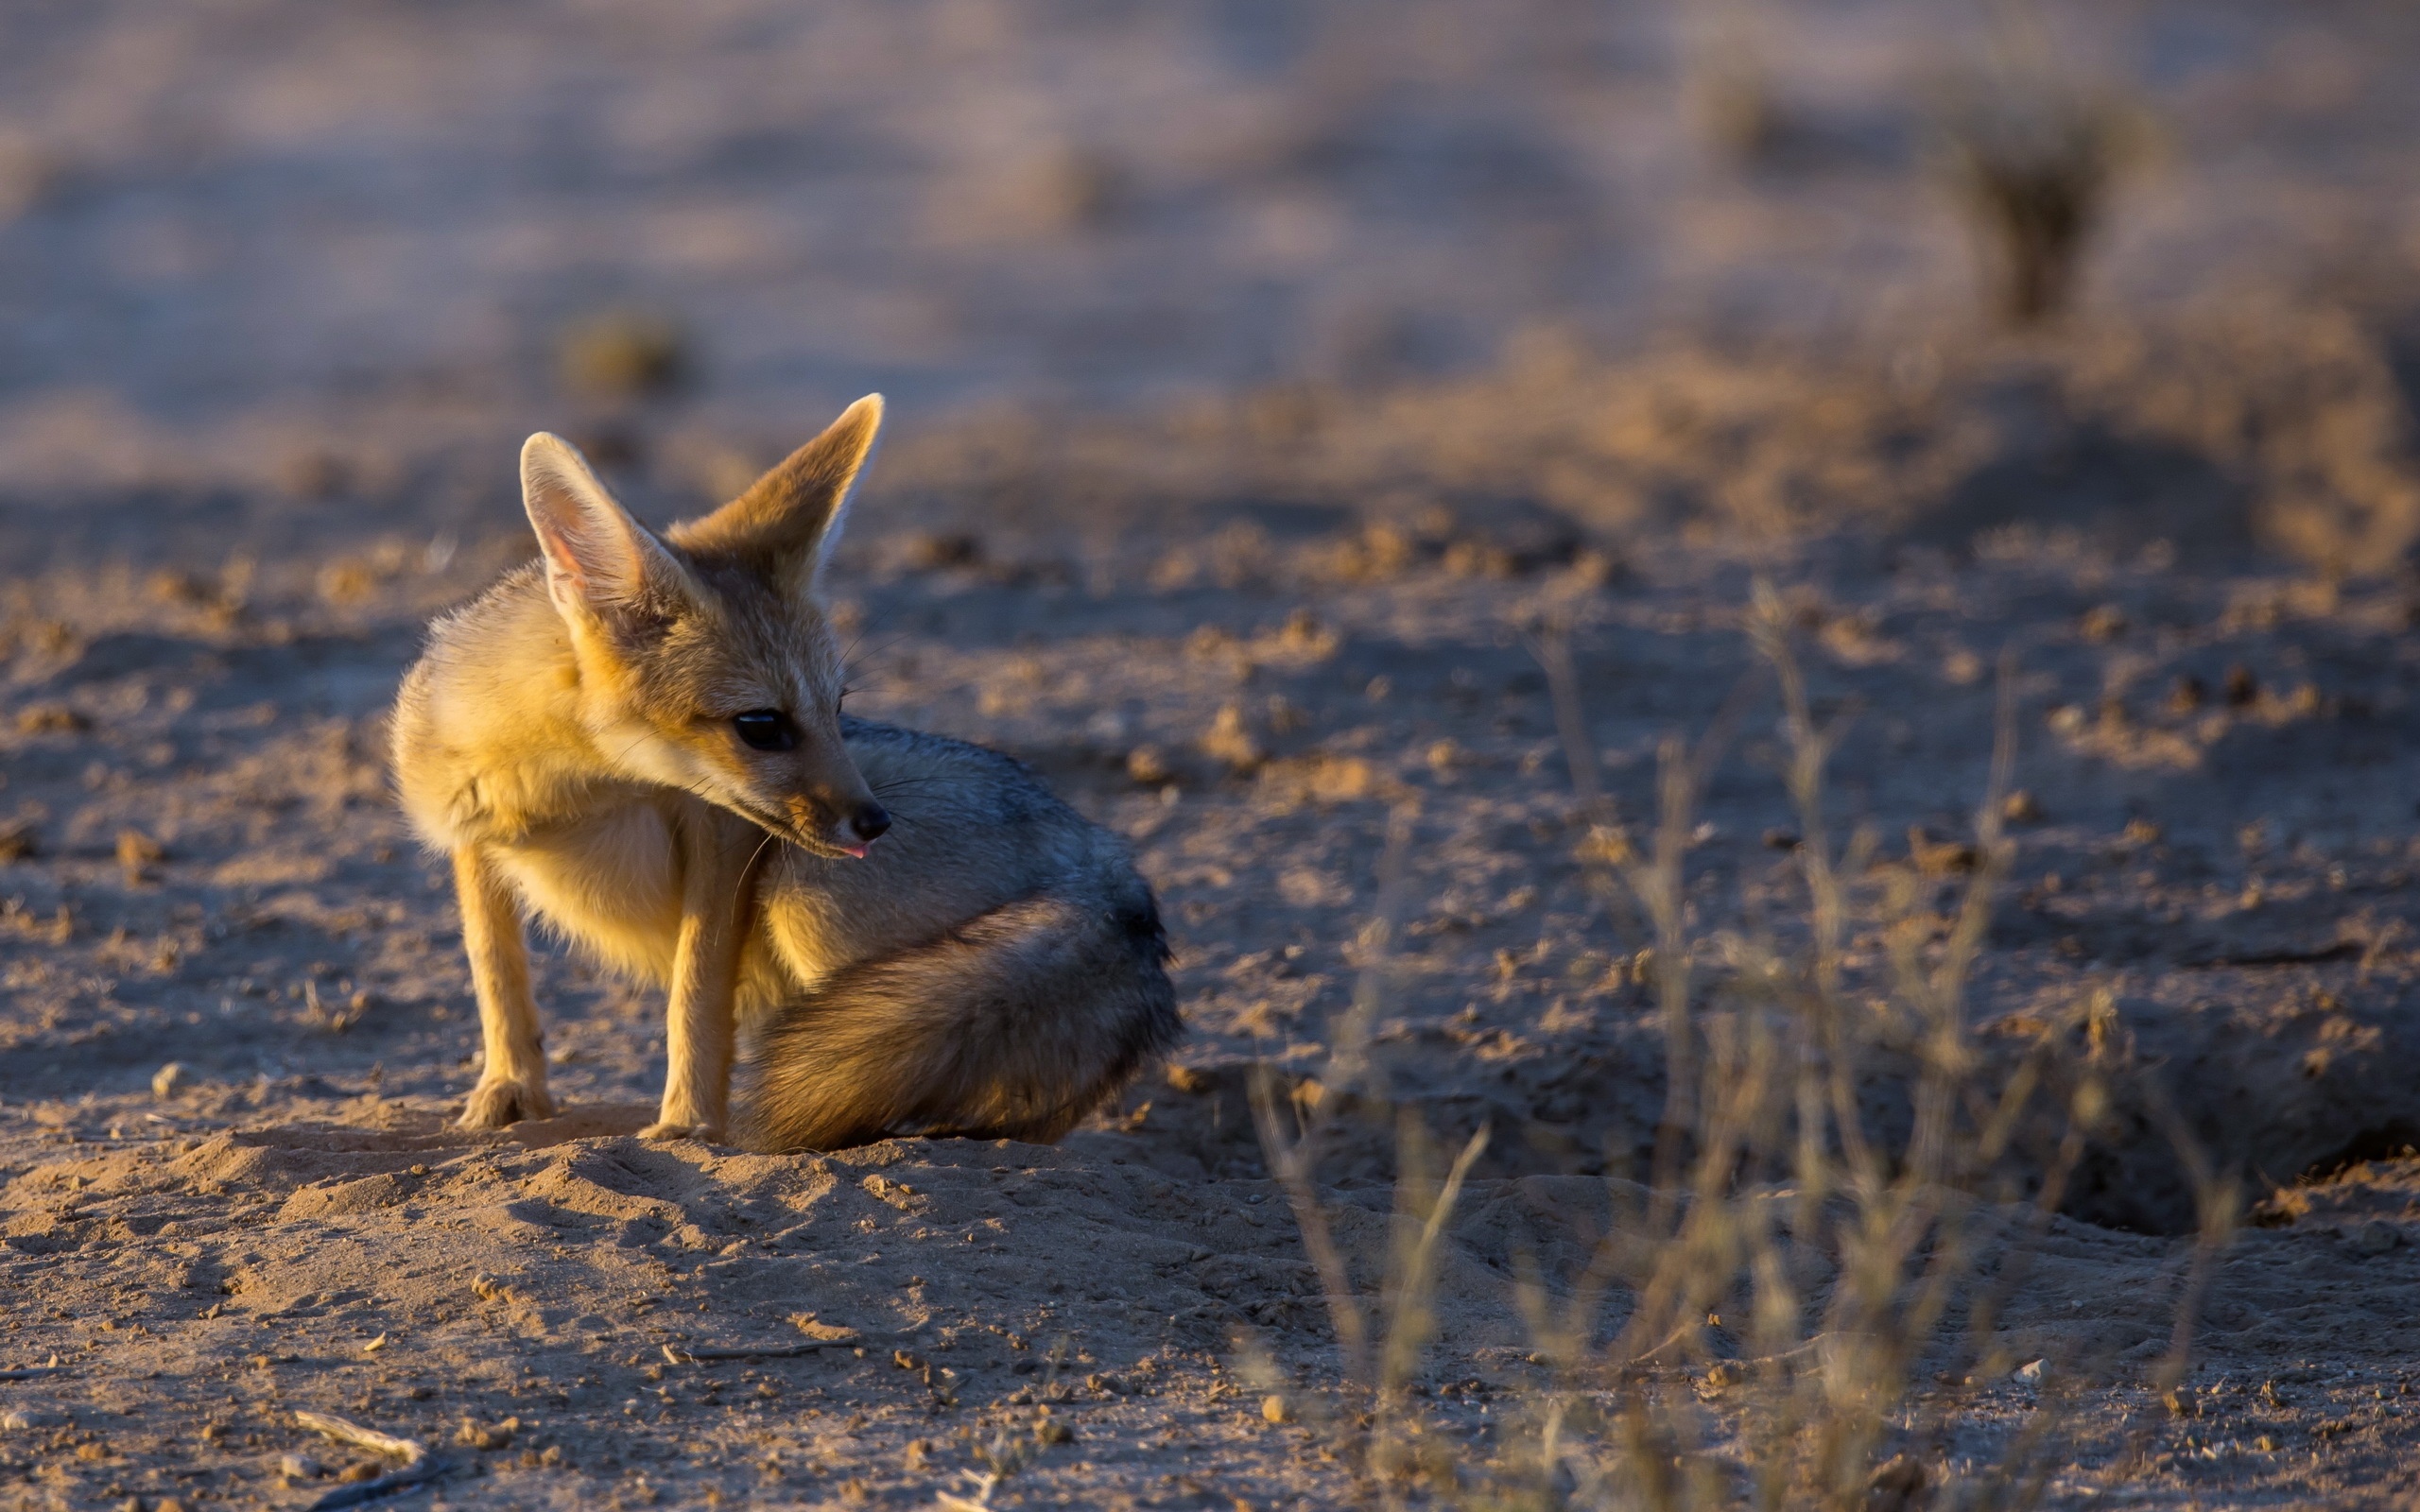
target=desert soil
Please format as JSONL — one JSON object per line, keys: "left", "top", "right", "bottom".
{"left": 8, "top": 2, "right": 2420, "bottom": 1509}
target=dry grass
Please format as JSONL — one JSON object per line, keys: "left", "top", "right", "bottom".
{"left": 1245, "top": 582, "right": 2242, "bottom": 1509}
{"left": 876, "top": 288, "right": 2420, "bottom": 580}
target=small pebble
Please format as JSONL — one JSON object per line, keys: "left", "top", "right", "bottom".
{"left": 116, "top": 829, "right": 165, "bottom": 874}
{"left": 2354, "top": 1221, "right": 2399, "bottom": 1256}
{"left": 1261, "top": 1394, "right": 1291, "bottom": 1425}
{"left": 1199, "top": 704, "right": 1263, "bottom": 773}
{"left": 1, "top": 1406, "right": 61, "bottom": 1431}
{"left": 151, "top": 1063, "right": 191, "bottom": 1099}
{"left": 1125, "top": 745, "right": 1173, "bottom": 786}
{"left": 278, "top": 1452, "right": 323, "bottom": 1479}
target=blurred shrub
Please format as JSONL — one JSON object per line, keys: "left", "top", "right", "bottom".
{"left": 0, "top": 129, "right": 58, "bottom": 223}
{"left": 1929, "top": 12, "right": 2150, "bottom": 330}
{"left": 1938, "top": 84, "right": 2139, "bottom": 327}
{"left": 1683, "top": 13, "right": 1785, "bottom": 164}
{"left": 557, "top": 310, "right": 689, "bottom": 401}
{"left": 926, "top": 141, "right": 1127, "bottom": 245}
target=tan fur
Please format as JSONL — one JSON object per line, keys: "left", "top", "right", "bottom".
{"left": 391, "top": 398, "right": 1180, "bottom": 1145}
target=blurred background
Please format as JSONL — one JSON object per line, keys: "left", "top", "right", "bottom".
{"left": 0, "top": 0, "right": 2416, "bottom": 571}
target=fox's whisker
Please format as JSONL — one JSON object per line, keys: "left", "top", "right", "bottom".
{"left": 849, "top": 631, "right": 914, "bottom": 666}
{"left": 868, "top": 777, "right": 959, "bottom": 795}
{"left": 733, "top": 829, "right": 779, "bottom": 915}
{"left": 840, "top": 627, "right": 911, "bottom": 670}
{"left": 840, "top": 634, "right": 915, "bottom": 686}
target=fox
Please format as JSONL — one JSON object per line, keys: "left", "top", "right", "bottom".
{"left": 389, "top": 395, "right": 1181, "bottom": 1148}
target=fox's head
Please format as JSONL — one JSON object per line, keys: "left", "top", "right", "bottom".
{"left": 520, "top": 396, "right": 891, "bottom": 860}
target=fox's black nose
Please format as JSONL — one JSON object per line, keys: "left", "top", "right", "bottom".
{"left": 850, "top": 803, "right": 891, "bottom": 844}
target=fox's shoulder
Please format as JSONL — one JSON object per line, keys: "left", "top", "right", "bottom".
{"left": 416, "top": 562, "right": 558, "bottom": 665}
{"left": 397, "top": 566, "right": 565, "bottom": 712}
{"left": 391, "top": 563, "right": 590, "bottom": 847}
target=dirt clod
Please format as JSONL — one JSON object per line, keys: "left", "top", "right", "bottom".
{"left": 457, "top": 1417, "right": 519, "bottom": 1451}
{"left": 14, "top": 703, "right": 87, "bottom": 735}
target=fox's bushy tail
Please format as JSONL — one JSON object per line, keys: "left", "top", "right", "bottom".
{"left": 737, "top": 892, "right": 1180, "bottom": 1151}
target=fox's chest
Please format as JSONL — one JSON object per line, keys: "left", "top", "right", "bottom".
{"left": 491, "top": 801, "right": 684, "bottom": 981}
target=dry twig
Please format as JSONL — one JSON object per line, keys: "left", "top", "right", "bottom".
{"left": 292, "top": 1410, "right": 439, "bottom": 1511}
{"left": 664, "top": 1341, "right": 824, "bottom": 1363}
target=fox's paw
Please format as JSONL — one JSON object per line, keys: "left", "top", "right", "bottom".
{"left": 639, "top": 1120, "right": 726, "bottom": 1145}
{"left": 458, "top": 1076, "right": 557, "bottom": 1130}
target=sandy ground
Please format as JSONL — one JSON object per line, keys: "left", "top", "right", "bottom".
{"left": 8, "top": 2, "right": 2420, "bottom": 1509}
{"left": 10, "top": 466, "right": 2420, "bottom": 1507}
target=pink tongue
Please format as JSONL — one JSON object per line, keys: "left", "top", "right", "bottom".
{"left": 838, "top": 843, "right": 870, "bottom": 860}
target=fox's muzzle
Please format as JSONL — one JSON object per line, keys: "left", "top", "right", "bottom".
{"left": 782, "top": 790, "right": 890, "bottom": 859}
{"left": 832, "top": 799, "right": 891, "bottom": 858}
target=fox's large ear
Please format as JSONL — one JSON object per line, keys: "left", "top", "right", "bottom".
{"left": 521, "top": 434, "right": 686, "bottom": 627}
{"left": 676, "top": 394, "right": 883, "bottom": 591}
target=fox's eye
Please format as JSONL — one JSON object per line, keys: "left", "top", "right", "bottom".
{"left": 732, "top": 710, "right": 798, "bottom": 751}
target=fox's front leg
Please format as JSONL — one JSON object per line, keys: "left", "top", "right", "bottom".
{"left": 642, "top": 816, "right": 763, "bottom": 1143}
{"left": 453, "top": 845, "right": 557, "bottom": 1128}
